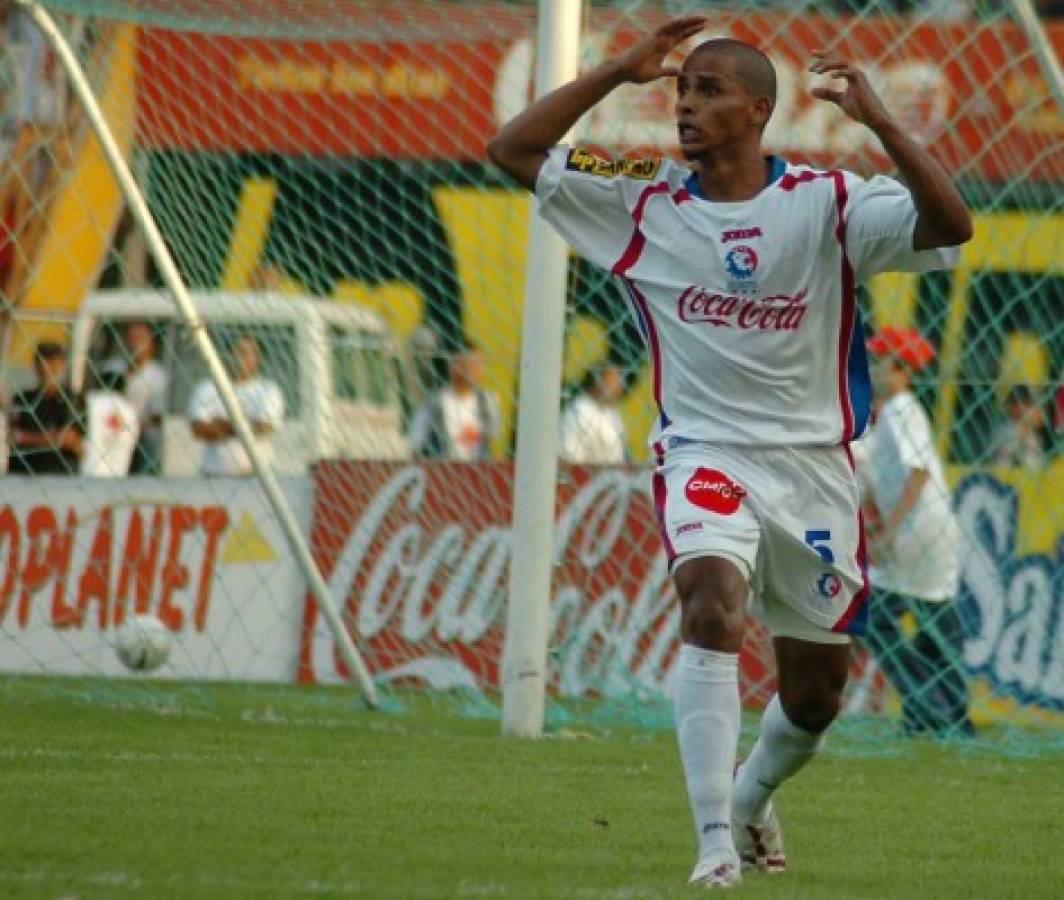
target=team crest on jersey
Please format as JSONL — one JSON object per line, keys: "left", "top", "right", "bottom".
{"left": 725, "top": 245, "right": 758, "bottom": 280}
{"left": 565, "top": 148, "right": 662, "bottom": 180}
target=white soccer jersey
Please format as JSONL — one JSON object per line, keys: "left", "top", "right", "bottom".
{"left": 536, "top": 147, "right": 960, "bottom": 449}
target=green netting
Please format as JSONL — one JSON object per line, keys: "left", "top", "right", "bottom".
{"left": 0, "top": 0, "right": 1061, "bottom": 756}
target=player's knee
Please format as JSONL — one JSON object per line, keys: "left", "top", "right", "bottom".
{"left": 798, "top": 695, "right": 840, "bottom": 734}
{"left": 681, "top": 597, "right": 745, "bottom": 650}
{"left": 780, "top": 679, "right": 844, "bottom": 734}
{"left": 675, "top": 558, "right": 748, "bottom": 651}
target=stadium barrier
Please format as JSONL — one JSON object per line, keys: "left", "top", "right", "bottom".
{"left": 0, "top": 477, "right": 310, "bottom": 681}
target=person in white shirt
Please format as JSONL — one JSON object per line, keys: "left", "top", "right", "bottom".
{"left": 188, "top": 334, "right": 285, "bottom": 476}
{"left": 855, "top": 326, "right": 972, "bottom": 737}
{"left": 559, "top": 363, "right": 627, "bottom": 464}
{"left": 408, "top": 338, "right": 499, "bottom": 461}
{"left": 82, "top": 365, "right": 138, "bottom": 478}
{"left": 989, "top": 384, "right": 1048, "bottom": 470}
{"left": 122, "top": 321, "right": 169, "bottom": 474}
{"left": 488, "top": 17, "right": 972, "bottom": 887}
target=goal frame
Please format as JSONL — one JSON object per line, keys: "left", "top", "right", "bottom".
{"left": 21, "top": 0, "right": 380, "bottom": 708}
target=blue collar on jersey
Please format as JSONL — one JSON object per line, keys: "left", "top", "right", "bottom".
{"left": 684, "top": 155, "right": 787, "bottom": 200}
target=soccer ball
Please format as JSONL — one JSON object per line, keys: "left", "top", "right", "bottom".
{"left": 115, "top": 614, "right": 172, "bottom": 673}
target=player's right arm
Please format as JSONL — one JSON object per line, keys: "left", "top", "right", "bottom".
{"left": 487, "top": 16, "right": 705, "bottom": 190}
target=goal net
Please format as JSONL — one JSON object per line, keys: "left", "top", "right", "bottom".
{"left": 1, "top": 0, "right": 1062, "bottom": 750}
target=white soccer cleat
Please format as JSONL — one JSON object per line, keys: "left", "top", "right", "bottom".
{"left": 733, "top": 799, "right": 786, "bottom": 874}
{"left": 688, "top": 853, "right": 741, "bottom": 890}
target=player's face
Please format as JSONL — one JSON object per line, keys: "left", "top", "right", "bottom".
{"left": 675, "top": 56, "right": 765, "bottom": 158}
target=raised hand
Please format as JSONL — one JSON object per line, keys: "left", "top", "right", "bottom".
{"left": 487, "top": 15, "right": 706, "bottom": 190}
{"left": 808, "top": 50, "right": 893, "bottom": 130}
{"left": 615, "top": 16, "right": 707, "bottom": 84}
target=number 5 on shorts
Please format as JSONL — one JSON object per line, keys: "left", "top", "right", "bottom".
{"left": 804, "top": 529, "right": 834, "bottom": 564}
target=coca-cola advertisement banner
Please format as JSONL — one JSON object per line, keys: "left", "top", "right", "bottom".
{"left": 302, "top": 461, "right": 1064, "bottom": 716}
{"left": 135, "top": 7, "right": 1064, "bottom": 181}
{"left": 300, "top": 461, "right": 782, "bottom": 703}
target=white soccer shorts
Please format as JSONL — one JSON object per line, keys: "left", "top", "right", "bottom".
{"left": 652, "top": 439, "right": 869, "bottom": 643}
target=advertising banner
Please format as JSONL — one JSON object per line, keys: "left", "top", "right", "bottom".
{"left": 136, "top": 8, "right": 1064, "bottom": 182}
{"left": 0, "top": 477, "right": 311, "bottom": 681}
{"left": 301, "top": 461, "right": 865, "bottom": 707}
{"left": 304, "top": 461, "right": 1064, "bottom": 716}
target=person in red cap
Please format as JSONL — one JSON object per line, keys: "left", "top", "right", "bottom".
{"left": 854, "top": 326, "right": 973, "bottom": 736}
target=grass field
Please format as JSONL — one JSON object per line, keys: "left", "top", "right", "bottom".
{"left": 2, "top": 677, "right": 1062, "bottom": 899}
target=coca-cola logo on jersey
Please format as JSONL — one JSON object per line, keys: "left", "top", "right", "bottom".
{"left": 684, "top": 468, "right": 747, "bottom": 516}
{"left": 678, "top": 285, "right": 808, "bottom": 330}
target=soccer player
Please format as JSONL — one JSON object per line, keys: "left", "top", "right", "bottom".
{"left": 488, "top": 16, "right": 972, "bottom": 889}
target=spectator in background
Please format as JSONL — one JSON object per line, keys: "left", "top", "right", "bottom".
{"left": 559, "top": 363, "right": 628, "bottom": 464}
{"left": 7, "top": 340, "right": 84, "bottom": 474}
{"left": 121, "top": 320, "right": 168, "bottom": 474}
{"left": 403, "top": 324, "right": 443, "bottom": 419}
{"left": 990, "top": 384, "right": 1048, "bottom": 470}
{"left": 0, "top": 1, "right": 70, "bottom": 302}
{"left": 82, "top": 364, "right": 137, "bottom": 477}
{"left": 409, "top": 337, "right": 499, "bottom": 460}
{"left": 854, "top": 326, "right": 972, "bottom": 737}
{"left": 188, "top": 334, "right": 284, "bottom": 476}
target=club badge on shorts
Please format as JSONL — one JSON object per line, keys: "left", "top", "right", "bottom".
{"left": 684, "top": 467, "right": 747, "bottom": 515}
{"left": 817, "top": 573, "right": 843, "bottom": 600}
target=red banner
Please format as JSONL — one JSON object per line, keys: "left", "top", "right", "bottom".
{"left": 136, "top": 9, "right": 1064, "bottom": 181}
{"left": 137, "top": 31, "right": 504, "bottom": 158}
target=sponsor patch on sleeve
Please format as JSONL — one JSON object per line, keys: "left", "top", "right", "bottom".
{"left": 565, "top": 148, "right": 661, "bottom": 180}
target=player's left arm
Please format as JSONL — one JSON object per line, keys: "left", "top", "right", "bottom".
{"left": 809, "top": 52, "right": 973, "bottom": 250}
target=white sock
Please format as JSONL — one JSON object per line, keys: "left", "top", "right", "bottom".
{"left": 674, "top": 643, "right": 740, "bottom": 862}
{"left": 732, "top": 693, "right": 824, "bottom": 826}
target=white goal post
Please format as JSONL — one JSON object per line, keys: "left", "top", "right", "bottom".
{"left": 22, "top": 0, "right": 380, "bottom": 709}
{"left": 501, "top": 0, "right": 583, "bottom": 738}
{"left": 1010, "top": 0, "right": 1064, "bottom": 120}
